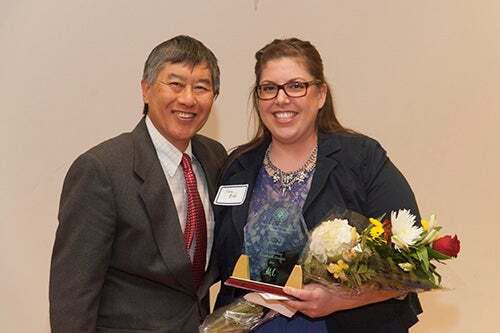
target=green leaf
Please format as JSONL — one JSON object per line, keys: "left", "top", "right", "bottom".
{"left": 427, "top": 247, "right": 452, "bottom": 260}
{"left": 417, "top": 247, "right": 429, "bottom": 271}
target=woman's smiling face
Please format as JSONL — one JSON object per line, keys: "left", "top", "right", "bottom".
{"left": 257, "top": 57, "right": 326, "bottom": 145}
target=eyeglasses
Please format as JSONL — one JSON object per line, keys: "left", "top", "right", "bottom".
{"left": 255, "top": 80, "right": 322, "bottom": 100}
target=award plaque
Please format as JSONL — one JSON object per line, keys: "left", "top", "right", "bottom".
{"left": 243, "top": 201, "right": 309, "bottom": 286}
{"left": 224, "top": 255, "right": 303, "bottom": 297}
{"left": 225, "top": 200, "right": 308, "bottom": 296}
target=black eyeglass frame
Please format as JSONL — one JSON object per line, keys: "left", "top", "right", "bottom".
{"left": 255, "top": 79, "right": 323, "bottom": 100}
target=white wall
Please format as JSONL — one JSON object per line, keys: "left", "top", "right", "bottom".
{"left": 1, "top": 1, "right": 499, "bottom": 332}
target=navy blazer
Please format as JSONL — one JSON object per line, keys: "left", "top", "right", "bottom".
{"left": 214, "top": 132, "right": 422, "bottom": 333}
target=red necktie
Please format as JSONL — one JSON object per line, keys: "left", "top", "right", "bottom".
{"left": 180, "top": 153, "right": 207, "bottom": 288}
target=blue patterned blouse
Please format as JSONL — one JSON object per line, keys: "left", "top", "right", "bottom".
{"left": 243, "top": 166, "right": 327, "bottom": 333}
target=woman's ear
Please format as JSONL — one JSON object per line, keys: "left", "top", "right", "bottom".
{"left": 317, "top": 83, "right": 327, "bottom": 110}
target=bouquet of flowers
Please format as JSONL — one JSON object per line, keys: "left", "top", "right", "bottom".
{"left": 301, "top": 208, "right": 460, "bottom": 292}
{"left": 200, "top": 208, "right": 460, "bottom": 332}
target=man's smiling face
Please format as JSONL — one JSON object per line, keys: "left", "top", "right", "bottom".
{"left": 142, "top": 61, "right": 215, "bottom": 151}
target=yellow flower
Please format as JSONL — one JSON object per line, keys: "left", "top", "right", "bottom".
{"left": 327, "top": 259, "right": 349, "bottom": 280}
{"left": 421, "top": 214, "right": 436, "bottom": 232}
{"left": 369, "top": 218, "right": 384, "bottom": 239}
{"left": 419, "top": 215, "right": 439, "bottom": 245}
{"left": 421, "top": 219, "right": 429, "bottom": 231}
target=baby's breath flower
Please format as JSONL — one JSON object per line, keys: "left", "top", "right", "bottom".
{"left": 398, "top": 262, "right": 415, "bottom": 272}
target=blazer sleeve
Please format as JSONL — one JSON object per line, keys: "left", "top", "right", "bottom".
{"left": 361, "top": 139, "right": 420, "bottom": 221}
{"left": 49, "top": 152, "right": 117, "bottom": 332}
{"left": 326, "top": 138, "right": 422, "bottom": 332}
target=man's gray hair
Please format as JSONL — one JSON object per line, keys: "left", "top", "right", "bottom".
{"left": 142, "top": 35, "right": 220, "bottom": 114}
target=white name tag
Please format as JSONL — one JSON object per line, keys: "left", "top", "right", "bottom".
{"left": 214, "top": 184, "right": 248, "bottom": 206}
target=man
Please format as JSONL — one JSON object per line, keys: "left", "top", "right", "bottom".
{"left": 50, "top": 35, "right": 227, "bottom": 332}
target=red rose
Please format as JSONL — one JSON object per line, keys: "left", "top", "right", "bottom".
{"left": 432, "top": 235, "right": 461, "bottom": 257}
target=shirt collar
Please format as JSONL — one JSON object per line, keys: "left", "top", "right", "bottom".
{"left": 145, "top": 115, "right": 193, "bottom": 177}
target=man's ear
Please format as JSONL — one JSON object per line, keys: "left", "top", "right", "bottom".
{"left": 141, "top": 80, "right": 150, "bottom": 104}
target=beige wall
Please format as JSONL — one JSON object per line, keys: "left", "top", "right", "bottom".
{"left": 1, "top": 1, "right": 499, "bottom": 332}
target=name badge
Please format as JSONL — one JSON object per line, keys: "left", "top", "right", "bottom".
{"left": 214, "top": 184, "right": 248, "bottom": 206}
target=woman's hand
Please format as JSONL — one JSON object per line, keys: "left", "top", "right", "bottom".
{"left": 283, "top": 283, "right": 405, "bottom": 318}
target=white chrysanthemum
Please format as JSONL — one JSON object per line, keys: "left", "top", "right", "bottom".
{"left": 391, "top": 209, "right": 423, "bottom": 251}
{"left": 309, "top": 219, "right": 358, "bottom": 263}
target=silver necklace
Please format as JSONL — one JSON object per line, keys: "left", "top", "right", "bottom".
{"left": 263, "top": 144, "right": 318, "bottom": 193}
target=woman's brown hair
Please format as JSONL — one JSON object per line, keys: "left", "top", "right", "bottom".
{"left": 233, "top": 38, "right": 351, "bottom": 160}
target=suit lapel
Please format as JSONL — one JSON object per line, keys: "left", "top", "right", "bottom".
{"left": 227, "top": 142, "right": 268, "bottom": 245}
{"left": 302, "top": 134, "right": 341, "bottom": 228}
{"left": 229, "top": 168, "right": 259, "bottom": 245}
{"left": 192, "top": 137, "right": 218, "bottom": 201}
{"left": 132, "top": 119, "right": 195, "bottom": 293}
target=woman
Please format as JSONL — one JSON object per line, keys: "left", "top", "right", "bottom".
{"left": 214, "top": 38, "right": 422, "bottom": 332}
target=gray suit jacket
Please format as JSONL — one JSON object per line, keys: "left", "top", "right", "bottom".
{"left": 50, "top": 118, "right": 227, "bottom": 333}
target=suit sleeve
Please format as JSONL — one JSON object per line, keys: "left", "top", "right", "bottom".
{"left": 49, "top": 152, "right": 117, "bottom": 332}
{"left": 361, "top": 139, "right": 420, "bottom": 222}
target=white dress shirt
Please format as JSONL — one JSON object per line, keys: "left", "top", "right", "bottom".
{"left": 146, "top": 116, "right": 214, "bottom": 270}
